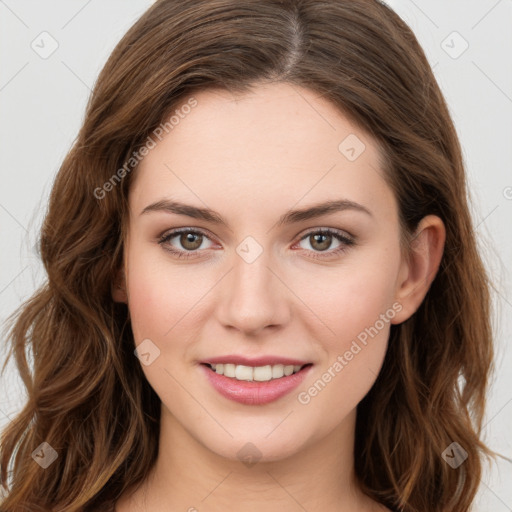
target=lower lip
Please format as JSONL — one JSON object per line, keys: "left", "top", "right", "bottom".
{"left": 201, "top": 364, "right": 312, "bottom": 405}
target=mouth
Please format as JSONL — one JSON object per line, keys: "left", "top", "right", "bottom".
{"left": 201, "top": 362, "right": 313, "bottom": 382}
{"left": 200, "top": 362, "right": 313, "bottom": 405}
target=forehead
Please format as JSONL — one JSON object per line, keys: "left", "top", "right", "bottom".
{"left": 129, "top": 82, "right": 394, "bottom": 223}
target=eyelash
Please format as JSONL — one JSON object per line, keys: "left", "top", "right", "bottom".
{"left": 158, "top": 227, "right": 355, "bottom": 261}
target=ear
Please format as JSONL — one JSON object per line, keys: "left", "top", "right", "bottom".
{"left": 391, "top": 215, "right": 446, "bottom": 324}
{"left": 112, "top": 267, "right": 128, "bottom": 303}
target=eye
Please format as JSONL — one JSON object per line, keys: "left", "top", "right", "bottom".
{"left": 158, "top": 227, "right": 355, "bottom": 260}
{"left": 294, "top": 228, "right": 355, "bottom": 259}
{"left": 158, "top": 228, "right": 214, "bottom": 259}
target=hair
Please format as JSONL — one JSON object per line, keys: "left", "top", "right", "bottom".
{"left": 0, "top": 0, "right": 497, "bottom": 510}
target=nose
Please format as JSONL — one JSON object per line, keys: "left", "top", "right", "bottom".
{"left": 215, "top": 248, "right": 291, "bottom": 336}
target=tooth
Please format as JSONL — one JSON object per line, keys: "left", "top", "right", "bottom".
{"left": 272, "top": 364, "right": 284, "bottom": 378}
{"left": 283, "top": 365, "right": 294, "bottom": 376}
{"left": 209, "top": 362, "right": 307, "bottom": 381}
{"left": 253, "top": 365, "right": 272, "bottom": 382}
{"left": 224, "top": 363, "right": 236, "bottom": 378}
{"left": 235, "top": 364, "right": 253, "bottom": 381}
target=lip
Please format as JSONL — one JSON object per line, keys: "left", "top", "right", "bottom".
{"left": 201, "top": 355, "right": 311, "bottom": 367}
{"left": 200, "top": 362, "right": 313, "bottom": 405}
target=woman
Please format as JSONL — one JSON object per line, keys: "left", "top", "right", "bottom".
{"left": 0, "top": 1, "right": 496, "bottom": 511}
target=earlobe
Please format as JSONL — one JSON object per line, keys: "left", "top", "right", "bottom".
{"left": 391, "top": 215, "right": 446, "bottom": 324}
{"left": 112, "top": 269, "right": 128, "bottom": 304}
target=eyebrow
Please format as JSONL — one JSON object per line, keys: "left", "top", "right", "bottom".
{"left": 139, "top": 198, "right": 373, "bottom": 228}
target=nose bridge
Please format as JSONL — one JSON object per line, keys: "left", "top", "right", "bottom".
{"left": 216, "top": 238, "right": 288, "bottom": 334}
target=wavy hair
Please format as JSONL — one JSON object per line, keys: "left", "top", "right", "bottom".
{"left": 1, "top": 0, "right": 496, "bottom": 510}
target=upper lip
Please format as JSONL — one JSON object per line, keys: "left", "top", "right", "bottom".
{"left": 201, "top": 355, "right": 312, "bottom": 367}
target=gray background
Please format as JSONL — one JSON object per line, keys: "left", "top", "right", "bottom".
{"left": 1, "top": 1, "right": 511, "bottom": 509}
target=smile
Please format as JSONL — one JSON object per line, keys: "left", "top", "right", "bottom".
{"left": 200, "top": 363, "right": 313, "bottom": 405}
{"left": 207, "top": 363, "right": 307, "bottom": 381}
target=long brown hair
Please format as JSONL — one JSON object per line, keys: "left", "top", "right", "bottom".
{"left": 0, "top": 1, "right": 496, "bottom": 510}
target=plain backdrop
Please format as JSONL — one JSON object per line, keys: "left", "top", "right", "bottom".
{"left": 0, "top": 1, "right": 511, "bottom": 510}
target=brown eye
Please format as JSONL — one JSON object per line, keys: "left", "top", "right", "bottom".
{"left": 159, "top": 229, "right": 214, "bottom": 258}
{"left": 309, "top": 233, "right": 333, "bottom": 252}
{"left": 179, "top": 232, "right": 203, "bottom": 251}
{"left": 296, "top": 228, "right": 355, "bottom": 259}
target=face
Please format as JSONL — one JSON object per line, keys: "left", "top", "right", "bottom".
{"left": 117, "top": 82, "right": 412, "bottom": 462}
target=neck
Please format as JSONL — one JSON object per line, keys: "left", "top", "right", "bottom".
{"left": 129, "top": 405, "right": 383, "bottom": 512}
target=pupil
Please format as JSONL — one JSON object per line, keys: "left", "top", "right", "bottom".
{"left": 182, "top": 233, "right": 201, "bottom": 250}
{"left": 313, "top": 234, "right": 330, "bottom": 251}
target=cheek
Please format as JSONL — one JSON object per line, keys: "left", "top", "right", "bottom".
{"left": 297, "top": 274, "right": 393, "bottom": 422}
{"left": 291, "top": 247, "right": 398, "bottom": 410}
{"left": 321, "top": 277, "right": 392, "bottom": 384}
{"left": 293, "top": 251, "right": 399, "bottom": 345}
{"left": 125, "top": 247, "right": 203, "bottom": 344}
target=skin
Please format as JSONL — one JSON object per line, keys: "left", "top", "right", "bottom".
{"left": 113, "top": 82, "right": 445, "bottom": 512}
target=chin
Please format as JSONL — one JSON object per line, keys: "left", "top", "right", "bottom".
{"left": 198, "top": 426, "right": 311, "bottom": 465}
